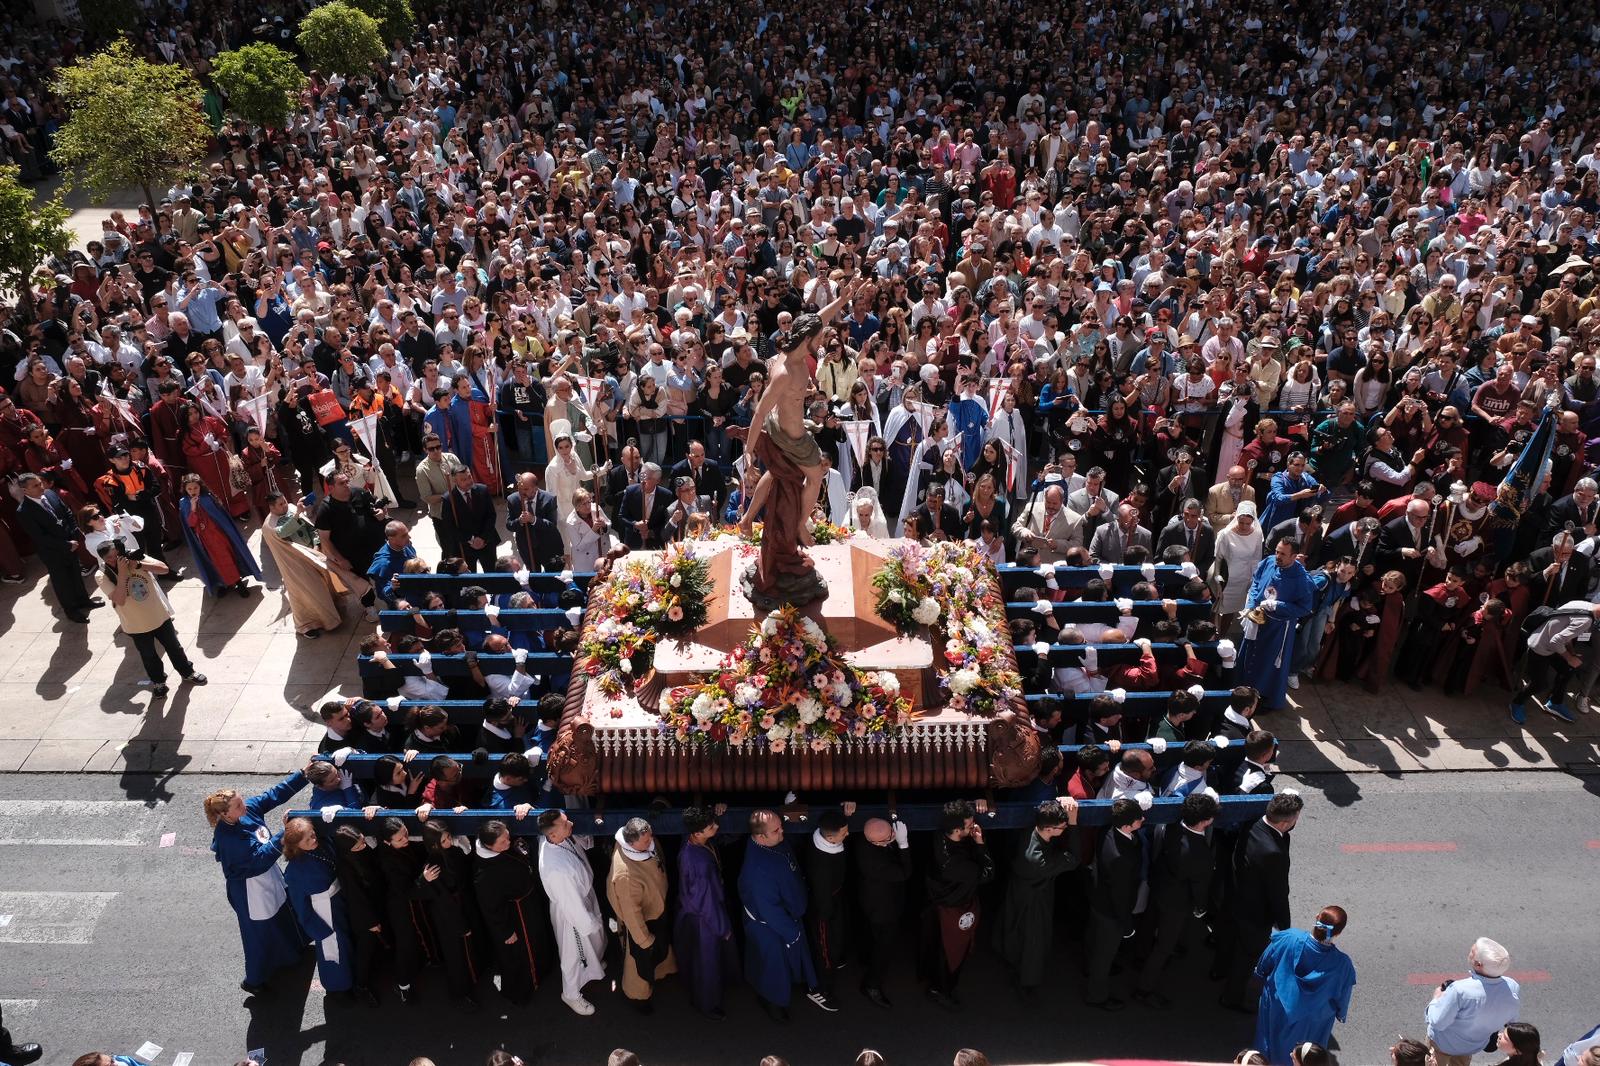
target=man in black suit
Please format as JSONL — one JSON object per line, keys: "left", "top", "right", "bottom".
{"left": 1156, "top": 498, "right": 1216, "bottom": 570}
{"left": 1220, "top": 730, "right": 1278, "bottom": 795}
{"left": 1378, "top": 497, "right": 1435, "bottom": 582}
{"left": 1083, "top": 796, "right": 1145, "bottom": 1011}
{"left": 15, "top": 473, "right": 100, "bottom": 622}
{"left": 442, "top": 467, "right": 501, "bottom": 571}
{"left": 663, "top": 476, "right": 713, "bottom": 543}
{"left": 913, "top": 481, "right": 963, "bottom": 542}
{"left": 1319, "top": 515, "right": 1382, "bottom": 581}
{"left": 618, "top": 462, "right": 673, "bottom": 550}
{"left": 669, "top": 440, "right": 725, "bottom": 516}
{"left": 1542, "top": 478, "right": 1599, "bottom": 541}
{"left": 1154, "top": 450, "right": 1208, "bottom": 529}
{"left": 1219, "top": 791, "right": 1301, "bottom": 1010}
{"left": 1527, "top": 531, "right": 1593, "bottom": 606}
{"left": 855, "top": 815, "right": 913, "bottom": 1009}
{"left": 1135, "top": 791, "right": 1218, "bottom": 1009}
{"left": 604, "top": 443, "right": 644, "bottom": 520}
{"left": 505, "top": 471, "right": 563, "bottom": 572}
{"left": 1265, "top": 505, "right": 1323, "bottom": 561}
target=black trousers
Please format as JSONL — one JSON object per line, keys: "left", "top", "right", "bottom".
{"left": 1136, "top": 900, "right": 1193, "bottom": 994}
{"left": 860, "top": 916, "right": 898, "bottom": 991}
{"left": 1220, "top": 914, "right": 1273, "bottom": 1006}
{"left": 129, "top": 620, "right": 195, "bottom": 684}
{"left": 1514, "top": 651, "right": 1574, "bottom": 706}
{"left": 351, "top": 926, "right": 383, "bottom": 992}
{"left": 1083, "top": 910, "right": 1128, "bottom": 1004}
{"left": 460, "top": 542, "right": 497, "bottom": 572}
{"left": 42, "top": 550, "right": 90, "bottom": 613}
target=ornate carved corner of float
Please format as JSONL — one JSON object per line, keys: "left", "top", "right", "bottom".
{"left": 986, "top": 710, "right": 1042, "bottom": 789}
{"left": 548, "top": 720, "right": 600, "bottom": 796}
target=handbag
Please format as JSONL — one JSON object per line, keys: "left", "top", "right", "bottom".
{"left": 308, "top": 389, "right": 346, "bottom": 427}
{"left": 228, "top": 453, "right": 251, "bottom": 496}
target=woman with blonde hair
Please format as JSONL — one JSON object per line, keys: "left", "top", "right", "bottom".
{"left": 205, "top": 768, "right": 313, "bottom": 995}
{"left": 282, "top": 817, "right": 358, "bottom": 1000}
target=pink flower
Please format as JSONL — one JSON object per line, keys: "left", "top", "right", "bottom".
{"left": 825, "top": 707, "right": 842, "bottom": 722}
{"left": 769, "top": 739, "right": 787, "bottom": 753}
{"left": 948, "top": 695, "right": 967, "bottom": 711}
{"left": 853, "top": 722, "right": 868, "bottom": 737}
{"left": 810, "top": 737, "right": 828, "bottom": 753}
{"left": 609, "top": 706, "right": 625, "bottom": 718}
{"left": 760, "top": 714, "right": 776, "bottom": 729}
{"left": 667, "top": 606, "right": 684, "bottom": 621}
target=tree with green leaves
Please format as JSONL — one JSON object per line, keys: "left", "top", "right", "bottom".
{"left": 49, "top": 40, "right": 209, "bottom": 219}
{"left": 351, "top": 0, "right": 415, "bottom": 44}
{"left": 0, "top": 166, "right": 73, "bottom": 321}
{"left": 297, "top": 2, "right": 386, "bottom": 78}
{"left": 211, "top": 43, "right": 308, "bottom": 130}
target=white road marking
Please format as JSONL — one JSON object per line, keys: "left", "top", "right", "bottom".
{"left": 174, "top": 1053, "right": 194, "bottom": 1066}
{"left": 0, "top": 1000, "right": 39, "bottom": 1027}
{"left": 0, "top": 891, "right": 117, "bottom": 944}
{"left": 0, "top": 800, "right": 158, "bottom": 846}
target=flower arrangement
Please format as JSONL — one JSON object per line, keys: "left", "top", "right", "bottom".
{"left": 577, "top": 543, "right": 712, "bottom": 697}
{"left": 714, "top": 516, "right": 853, "bottom": 546}
{"left": 659, "top": 606, "right": 914, "bottom": 750}
{"left": 873, "top": 541, "right": 1020, "bottom": 717}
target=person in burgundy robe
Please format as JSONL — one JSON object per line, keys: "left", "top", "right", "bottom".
{"left": 52, "top": 378, "right": 111, "bottom": 483}
{"left": 179, "top": 405, "right": 249, "bottom": 518}
{"left": 1355, "top": 570, "right": 1408, "bottom": 692}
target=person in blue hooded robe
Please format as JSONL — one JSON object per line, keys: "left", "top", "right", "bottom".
{"left": 1254, "top": 910, "right": 1357, "bottom": 1065}
{"left": 281, "top": 817, "right": 356, "bottom": 995}
{"left": 423, "top": 388, "right": 474, "bottom": 471}
{"left": 738, "top": 809, "right": 820, "bottom": 1019}
{"left": 1237, "top": 539, "right": 1315, "bottom": 711}
{"left": 947, "top": 387, "right": 990, "bottom": 471}
{"left": 206, "top": 769, "right": 311, "bottom": 993}
{"left": 177, "top": 475, "right": 263, "bottom": 596}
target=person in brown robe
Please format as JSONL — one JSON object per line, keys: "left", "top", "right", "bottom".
{"left": 605, "top": 817, "right": 677, "bottom": 1010}
{"left": 240, "top": 427, "right": 300, "bottom": 520}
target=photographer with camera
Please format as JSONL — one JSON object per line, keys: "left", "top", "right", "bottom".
{"left": 95, "top": 540, "right": 206, "bottom": 697}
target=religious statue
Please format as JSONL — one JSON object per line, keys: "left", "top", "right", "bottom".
{"left": 738, "top": 280, "right": 863, "bottom": 611}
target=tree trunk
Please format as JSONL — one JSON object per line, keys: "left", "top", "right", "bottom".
{"left": 141, "top": 182, "right": 157, "bottom": 224}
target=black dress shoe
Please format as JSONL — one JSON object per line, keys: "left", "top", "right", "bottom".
{"left": 925, "top": 988, "right": 960, "bottom": 1012}
{"left": 861, "top": 986, "right": 892, "bottom": 1009}
{"left": 183, "top": 673, "right": 207, "bottom": 685}
{"left": 240, "top": 980, "right": 272, "bottom": 998}
{"left": 4, "top": 1044, "right": 43, "bottom": 1066}
{"left": 631, "top": 998, "right": 654, "bottom": 1015}
{"left": 761, "top": 1000, "right": 789, "bottom": 1022}
{"left": 700, "top": 1006, "right": 726, "bottom": 1021}
{"left": 87, "top": 596, "right": 106, "bottom": 607}
{"left": 356, "top": 986, "right": 379, "bottom": 1008}
{"left": 396, "top": 984, "right": 415, "bottom": 1004}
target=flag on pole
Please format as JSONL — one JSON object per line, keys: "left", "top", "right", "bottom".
{"left": 236, "top": 393, "right": 271, "bottom": 435}
{"left": 987, "top": 378, "right": 1010, "bottom": 418}
{"left": 841, "top": 419, "right": 873, "bottom": 466}
{"left": 912, "top": 401, "right": 940, "bottom": 436}
{"left": 993, "top": 435, "right": 1022, "bottom": 493}
{"left": 352, "top": 413, "right": 380, "bottom": 456}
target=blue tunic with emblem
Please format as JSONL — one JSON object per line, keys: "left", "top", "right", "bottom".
{"left": 1254, "top": 927, "right": 1356, "bottom": 1064}
{"left": 210, "top": 771, "right": 309, "bottom": 986}
{"left": 738, "top": 836, "right": 816, "bottom": 1006}
{"left": 1238, "top": 555, "right": 1314, "bottom": 709}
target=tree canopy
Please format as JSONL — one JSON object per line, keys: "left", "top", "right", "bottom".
{"left": 297, "top": 2, "right": 387, "bottom": 77}
{"left": 49, "top": 40, "right": 209, "bottom": 215}
{"left": 212, "top": 43, "right": 308, "bottom": 129}
{"left": 0, "top": 166, "right": 72, "bottom": 319}
{"left": 350, "top": 0, "right": 416, "bottom": 44}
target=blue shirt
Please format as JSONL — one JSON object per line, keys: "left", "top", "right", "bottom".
{"left": 366, "top": 542, "right": 417, "bottom": 606}
{"left": 1426, "top": 972, "right": 1521, "bottom": 1056}
{"left": 180, "top": 283, "right": 226, "bottom": 334}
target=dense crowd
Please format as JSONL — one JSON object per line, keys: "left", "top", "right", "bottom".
{"left": 0, "top": 0, "right": 1598, "bottom": 1061}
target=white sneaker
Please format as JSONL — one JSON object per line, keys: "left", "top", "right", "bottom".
{"left": 563, "top": 995, "right": 595, "bottom": 1016}
{"left": 1578, "top": 695, "right": 1591, "bottom": 715}
{"left": 1287, "top": 674, "right": 1300, "bottom": 690}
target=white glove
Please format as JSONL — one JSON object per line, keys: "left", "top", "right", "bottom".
{"left": 513, "top": 568, "right": 530, "bottom": 587}
{"left": 1098, "top": 562, "right": 1116, "bottom": 582}
{"left": 332, "top": 746, "right": 353, "bottom": 767}
{"left": 1045, "top": 571, "right": 1059, "bottom": 590}
{"left": 1364, "top": 613, "right": 1380, "bottom": 625}
{"left": 1178, "top": 561, "right": 1199, "bottom": 579}
{"left": 320, "top": 805, "right": 342, "bottom": 823}
{"left": 1210, "top": 735, "right": 1231, "bottom": 748}
{"left": 1036, "top": 563, "right": 1054, "bottom": 580}
{"left": 1032, "top": 640, "right": 1052, "bottom": 657}
{"left": 1141, "top": 563, "right": 1156, "bottom": 582}
{"left": 1115, "top": 597, "right": 1134, "bottom": 614}
{"left": 892, "top": 819, "right": 910, "bottom": 848}
{"left": 61, "top": 458, "right": 73, "bottom": 469}
{"left": 559, "top": 569, "right": 574, "bottom": 584}
{"left": 1217, "top": 638, "right": 1236, "bottom": 663}
{"left": 387, "top": 695, "right": 403, "bottom": 712}
{"left": 513, "top": 647, "right": 528, "bottom": 666}
{"left": 524, "top": 746, "right": 544, "bottom": 766}
{"left": 1455, "top": 536, "right": 1482, "bottom": 556}
{"left": 484, "top": 603, "right": 501, "bottom": 625}
{"left": 1148, "top": 736, "right": 1168, "bottom": 755}
{"left": 565, "top": 606, "right": 583, "bottom": 627}
{"left": 1187, "top": 684, "right": 1207, "bottom": 701}
{"left": 1133, "top": 637, "right": 1152, "bottom": 653}
{"left": 1135, "top": 791, "right": 1153, "bottom": 811}
{"left": 416, "top": 649, "right": 432, "bottom": 674}
{"left": 1083, "top": 646, "right": 1098, "bottom": 671}
{"left": 84, "top": 426, "right": 96, "bottom": 436}
{"left": 1032, "top": 600, "right": 1053, "bottom": 616}
{"left": 1109, "top": 687, "right": 1127, "bottom": 704}
{"left": 1201, "top": 786, "right": 1220, "bottom": 801}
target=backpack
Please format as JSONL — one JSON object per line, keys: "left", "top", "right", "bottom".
{"left": 1519, "top": 605, "right": 1594, "bottom": 642}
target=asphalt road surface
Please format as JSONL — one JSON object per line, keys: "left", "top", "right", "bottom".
{"left": 0, "top": 771, "right": 1595, "bottom": 1066}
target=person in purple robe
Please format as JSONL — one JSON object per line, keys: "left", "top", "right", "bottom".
{"left": 674, "top": 805, "right": 737, "bottom": 1020}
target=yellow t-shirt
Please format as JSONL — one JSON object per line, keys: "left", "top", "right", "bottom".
{"left": 98, "top": 566, "right": 175, "bottom": 635}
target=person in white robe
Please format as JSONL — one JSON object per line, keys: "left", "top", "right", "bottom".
{"left": 1213, "top": 499, "right": 1265, "bottom": 621}
{"left": 544, "top": 420, "right": 598, "bottom": 524}
{"left": 987, "top": 392, "right": 1031, "bottom": 503}
{"left": 848, "top": 486, "right": 891, "bottom": 539}
{"left": 536, "top": 809, "right": 608, "bottom": 1015}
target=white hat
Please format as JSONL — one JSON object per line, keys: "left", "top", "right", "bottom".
{"left": 550, "top": 418, "right": 573, "bottom": 443}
